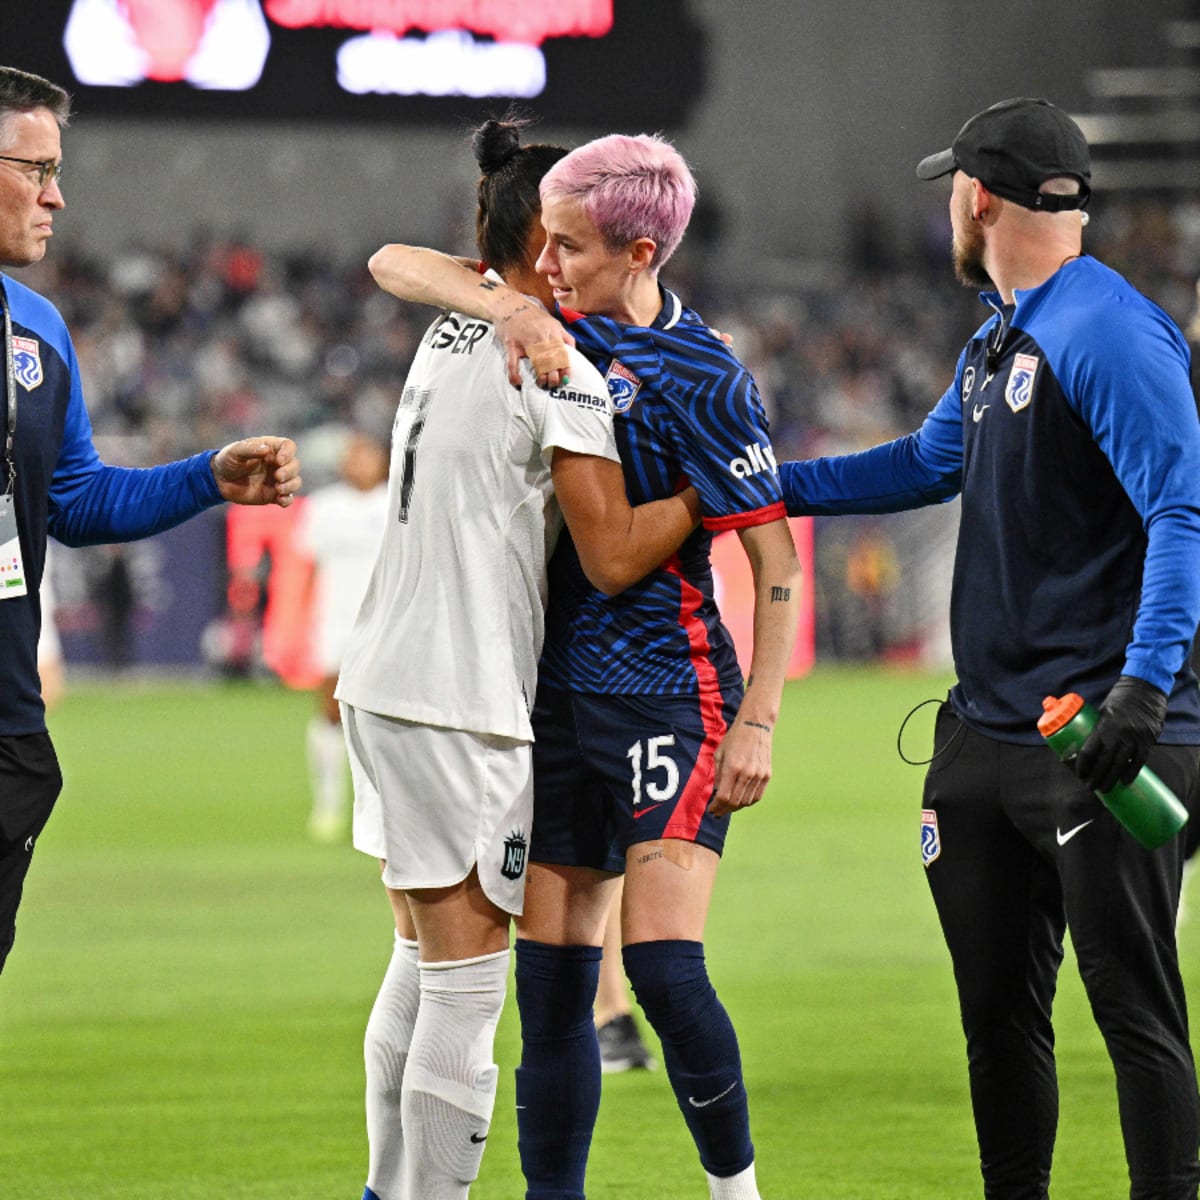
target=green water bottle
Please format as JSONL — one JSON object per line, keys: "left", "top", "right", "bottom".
{"left": 1038, "top": 693, "right": 1189, "bottom": 850}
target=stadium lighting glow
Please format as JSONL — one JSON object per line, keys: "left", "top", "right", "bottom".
{"left": 36, "top": 0, "right": 699, "bottom": 124}
{"left": 265, "top": 0, "right": 613, "bottom": 44}
{"left": 337, "top": 29, "right": 546, "bottom": 97}
{"left": 63, "top": 0, "right": 271, "bottom": 89}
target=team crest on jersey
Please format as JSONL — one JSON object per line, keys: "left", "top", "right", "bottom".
{"left": 604, "top": 359, "right": 642, "bottom": 412}
{"left": 961, "top": 366, "right": 975, "bottom": 403}
{"left": 12, "top": 336, "right": 43, "bottom": 390}
{"left": 920, "top": 809, "right": 941, "bottom": 867}
{"left": 1005, "top": 353, "right": 1039, "bottom": 413}
{"left": 501, "top": 829, "right": 528, "bottom": 880}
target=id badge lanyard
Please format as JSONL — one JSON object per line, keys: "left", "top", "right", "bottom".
{"left": 1, "top": 278, "right": 14, "bottom": 495}
{"left": 0, "top": 277, "right": 28, "bottom": 598}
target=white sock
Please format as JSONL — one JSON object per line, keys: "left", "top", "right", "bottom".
{"left": 364, "top": 934, "right": 421, "bottom": 1200}
{"left": 708, "top": 1161, "right": 762, "bottom": 1199}
{"left": 402, "top": 949, "right": 510, "bottom": 1200}
{"left": 306, "top": 716, "right": 348, "bottom": 827}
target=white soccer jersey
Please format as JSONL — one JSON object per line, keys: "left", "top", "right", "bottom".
{"left": 336, "top": 300, "right": 618, "bottom": 741}
{"left": 293, "top": 480, "right": 390, "bottom": 673}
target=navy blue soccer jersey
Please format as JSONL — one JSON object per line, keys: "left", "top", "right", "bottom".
{"left": 538, "top": 288, "right": 786, "bottom": 697}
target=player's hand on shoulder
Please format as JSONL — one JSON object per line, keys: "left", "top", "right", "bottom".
{"left": 212, "top": 436, "right": 302, "bottom": 508}
{"left": 499, "top": 302, "right": 575, "bottom": 389}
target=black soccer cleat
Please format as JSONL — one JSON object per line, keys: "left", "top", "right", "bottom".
{"left": 597, "top": 1013, "right": 656, "bottom": 1074}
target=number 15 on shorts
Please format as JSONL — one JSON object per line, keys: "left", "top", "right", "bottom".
{"left": 627, "top": 735, "right": 680, "bottom": 809}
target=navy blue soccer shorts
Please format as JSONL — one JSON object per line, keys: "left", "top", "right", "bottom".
{"left": 530, "top": 684, "right": 742, "bottom": 872}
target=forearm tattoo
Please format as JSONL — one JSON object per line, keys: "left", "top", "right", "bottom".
{"left": 770, "top": 586, "right": 791, "bottom": 603}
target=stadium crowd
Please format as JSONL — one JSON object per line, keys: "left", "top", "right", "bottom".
{"left": 26, "top": 193, "right": 1200, "bottom": 665}
{"left": 19, "top": 194, "right": 1197, "bottom": 470}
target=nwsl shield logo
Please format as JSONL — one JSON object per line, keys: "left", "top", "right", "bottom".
{"left": 1005, "top": 353, "right": 1039, "bottom": 413}
{"left": 920, "top": 809, "right": 941, "bottom": 867}
{"left": 12, "top": 337, "right": 42, "bottom": 390}
{"left": 501, "top": 830, "right": 528, "bottom": 880}
{"left": 604, "top": 360, "right": 642, "bottom": 413}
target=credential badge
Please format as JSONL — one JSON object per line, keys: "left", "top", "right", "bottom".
{"left": 1005, "top": 353, "right": 1039, "bottom": 413}
{"left": 501, "top": 829, "right": 528, "bottom": 880}
{"left": 920, "top": 808, "right": 941, "bottom": 867}
{"left": 604, "top": 359, "right": 642, "bottom": 413}
{"left": 12, "top": 336, "right": 43, "bottom": 390}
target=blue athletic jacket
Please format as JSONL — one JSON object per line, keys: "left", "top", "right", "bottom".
{"left": 1, "top": 273, "right": 223, "bottom": 735}
{"left": 780, "top": 256, "right": 1200, "bottom": 743}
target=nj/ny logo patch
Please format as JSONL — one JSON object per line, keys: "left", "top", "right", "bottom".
{"left": 605, "top": 359, "right": 642, "bottom": 412}
{"left": 12, "top": 336, "right": 42, "bottom": 390}
{"left": 1005, "top": 352, "right": 1039, "bottom": 413}
{"left": 920, "top": 808, "right": 941, "bottom": 867}
{"left": 961, "top": 365, "right": 976, "bottom": 403}
{"left": 501, "top": 829, "right": 528, "bottom": 880}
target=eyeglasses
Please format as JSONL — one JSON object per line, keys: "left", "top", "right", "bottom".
{"left": 0, "top": 155, "right": 63, "bottom": 189}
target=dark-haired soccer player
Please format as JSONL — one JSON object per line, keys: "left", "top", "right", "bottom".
{"left": 345, "top": 118, "right": 703, "bottom": 1200}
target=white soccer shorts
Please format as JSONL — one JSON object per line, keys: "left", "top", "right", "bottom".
{"left": 341, "top": 703, "right": 532, "bottom": 915}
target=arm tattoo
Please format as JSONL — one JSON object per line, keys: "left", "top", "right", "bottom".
{"left": 770, "top": 586, "right": 791, "bottom": 603}
{"left": 479, "top": 279, "right": 500, "bottom": 292}
{"left": 742, "top": 720, "right": 772, "bottom": 733}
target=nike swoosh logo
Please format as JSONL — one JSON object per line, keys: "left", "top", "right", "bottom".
{"left": 688, "top": 1081, "right": 736, "bottom": 1108}
{"left": 470, "top": 1133, "right": 488, "bottom": 1143}
{"left": 1056, "top": 820, "right": 1093, "bottom": 846}
{"left": 972, "top": 403, "right": 989, "bottom": 423}
{"left": 633, "top": 803, "right": 665, "bottom": 820}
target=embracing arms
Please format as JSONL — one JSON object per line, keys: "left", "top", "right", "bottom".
{"left": 552, "top": 450, "right": 700, "bottom": 595}
{"left": 368, "top": 244, "right": 571, "bottom": 387}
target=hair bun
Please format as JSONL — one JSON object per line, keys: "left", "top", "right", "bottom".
{"left": 472, "top": 119, "right": 524, "bottom": 174}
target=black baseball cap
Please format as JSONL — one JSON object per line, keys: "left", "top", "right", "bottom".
{"left": 916, "top": 97, "right": 1091, "bottom": 212}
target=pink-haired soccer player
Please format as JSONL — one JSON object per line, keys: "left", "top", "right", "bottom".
{"left": 372, "top": 132, "right": 799, "bottom": 1200}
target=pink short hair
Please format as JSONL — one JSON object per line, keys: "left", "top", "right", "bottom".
{"left": 540, "top": 133, "right": 697, "bottom": 271}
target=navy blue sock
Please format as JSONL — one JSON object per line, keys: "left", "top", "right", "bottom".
{"left": 623, "top": 939, "right": 755, "bottom": 1178}
{"left": 514, "top": 939, "right": 603, "bottom": 1200}
{"left": 361, "top": 1188, "right": 380, "bottom": 1200}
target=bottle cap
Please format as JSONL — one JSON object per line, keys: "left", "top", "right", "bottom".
{"left": 1037, "top": 693, "right": 1085, "bottom": 737}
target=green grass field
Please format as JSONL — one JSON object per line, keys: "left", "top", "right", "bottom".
{"left": 1, "top": 668, "right": 1196, "bottom": 1198}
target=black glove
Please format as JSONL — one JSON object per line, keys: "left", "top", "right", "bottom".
{"left": 1074, "top": 675, "right": 1168, "bottom": 793}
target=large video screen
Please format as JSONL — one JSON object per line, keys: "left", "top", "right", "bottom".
{"left": 3, "top": 0, "right": 707, "bottom": 128}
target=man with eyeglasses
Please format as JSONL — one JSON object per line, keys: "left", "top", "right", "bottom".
{"left": 0, "top": 65, "right": 303, "bottom": 974}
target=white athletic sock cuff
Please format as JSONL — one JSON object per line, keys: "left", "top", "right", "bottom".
{"left": 394, "top": 933, "right": 419, "bottom": 953}
{"left": 418, "top": 947, "right": 509, "bottom": 971}
{"left": 706, "top": 1162, "right": 760, "bottom": 1200}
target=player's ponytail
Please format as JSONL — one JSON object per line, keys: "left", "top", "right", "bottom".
{"left": 472, "top": 118, "right": 524, "bottom": 176}
{"left": 472, "top": 113, "right": 568, "bottom": 277}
